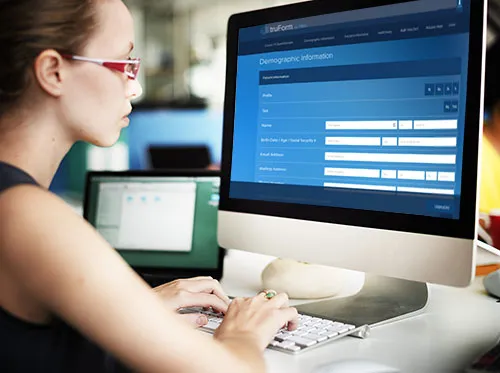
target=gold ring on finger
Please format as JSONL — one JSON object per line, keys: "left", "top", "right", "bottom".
{"left": 262, "top": 289, "right": 277, "bottom": 299}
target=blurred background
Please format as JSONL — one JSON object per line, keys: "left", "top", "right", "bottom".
{"left": 52, "top": 0, "right": 310, "bottom": 199}
{"left": 51, "top": 0, "right": 500, "bottom": 223}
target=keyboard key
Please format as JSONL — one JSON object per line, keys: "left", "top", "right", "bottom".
{"left": 325, "top": 331, "right": 339, "bottom": 338}
{"left": 203, "top": 321, "right": 220, "bottom": 331}
{"left": 292, "top": 330, "right": 310, "bottom": 337}
{"left": 319, "top": 320, "right": 334, "bottom": 327}
{"left": 303, "top": 333, "right": 328, "bottom": 342}
{"left": 307, "top": 322, "right": 322, "bottom": 328}
{"left": 277, "top": 341, "right": 296, "bottom": 349}
{"left": 314, "top": 328, "right": 328, "bottom": 335}
{"left": 275, "top": 333, "right": 292, "bottom": 342}
{"left": 289, "top": 336, "right": 317, "bottom": 347}
{"left": 327, "top": 324, "right": 350, "bottom": 333}
{"left": 302, "top": 326, "right": 319, "bottom": 333}
{"left": 337, "top": 327, "right": 351, "bottom": 334}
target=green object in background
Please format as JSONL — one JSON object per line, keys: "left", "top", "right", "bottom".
{"left": 66, "top": 141, "right": 89, "bottom": 197}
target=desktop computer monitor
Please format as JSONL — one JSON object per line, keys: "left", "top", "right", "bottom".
{"left": 218, "top": 0, "right": 486, "bottom": 323}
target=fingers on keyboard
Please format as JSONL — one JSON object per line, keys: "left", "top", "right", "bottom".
{"left": 199, "top": 310, "right": 360, "bottom": 354}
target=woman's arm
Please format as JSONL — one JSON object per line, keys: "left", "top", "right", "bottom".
{"left": 0, "top": 185, "right": 269, "bottom": 373}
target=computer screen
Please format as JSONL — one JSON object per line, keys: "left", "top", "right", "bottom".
{"left": 231, "top": 0, "right": 471, "bottom": 220}
{"left": 126, "top": 108, "right": 223, "bottom": 170}
{"left": 85, "top": 173, "right": 221, "bottom": 270}
{"left": 219, "top": 0, "right": 485, "bottom": 288}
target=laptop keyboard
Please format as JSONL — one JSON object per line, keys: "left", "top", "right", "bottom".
{"left": 196, "top": 309, "right": 370, "bottom": 354}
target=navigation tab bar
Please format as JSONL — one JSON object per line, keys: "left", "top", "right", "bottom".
{"left": 239, "top": 14, "right": 467, "bottom": 56}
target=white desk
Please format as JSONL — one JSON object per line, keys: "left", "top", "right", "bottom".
{"left": 220, "top": 250, "right": 500, "bottom": 373}
{"left": 64, "top": 195, "right": 500, "bottom": 372}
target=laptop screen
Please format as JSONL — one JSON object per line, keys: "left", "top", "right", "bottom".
{"left": 85, "top": 174, "right": 220, "bottom": 270}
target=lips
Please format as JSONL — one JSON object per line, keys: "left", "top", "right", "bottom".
{"left": 123, "top": 105, "right": 132, "bottom": 118}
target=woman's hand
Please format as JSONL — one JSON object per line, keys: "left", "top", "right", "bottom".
{"left": 214, "top": 292, "right": 299, "bottom": 351}
{"left": 154, "top": 276, "right": 231, "bottom": 327}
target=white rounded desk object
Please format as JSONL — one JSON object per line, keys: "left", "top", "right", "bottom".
{"left": 261, "top": 258, "right": 360, "bottom": 299}
{"left": 484, "top": 269, "right": 500, "bottom": 298}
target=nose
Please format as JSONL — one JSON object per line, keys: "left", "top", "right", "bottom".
{"left": 127, "top": 79, "right": 143, "bottom": 100}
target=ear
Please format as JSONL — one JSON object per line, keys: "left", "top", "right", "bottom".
{"left": 33, "top": 49, "right": 65, "bottom": 98}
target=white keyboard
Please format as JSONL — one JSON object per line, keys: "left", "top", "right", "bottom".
{"left": 193, "top": 309, "right": 370, "bottom": 354}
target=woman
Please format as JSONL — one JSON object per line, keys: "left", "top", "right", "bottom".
{"left": 0, "top": 1, "right": 298, "bottom": 372}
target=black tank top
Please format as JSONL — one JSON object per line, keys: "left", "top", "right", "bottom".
{"left": 0, "top": 161, "right": 127, "bottom": 373}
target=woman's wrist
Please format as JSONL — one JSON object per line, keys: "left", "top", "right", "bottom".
{"left": 215, "top": 329, "right": 263, "bottom": 351}
{"left": 214, "top": 332, "right": 266, "bottom": 373}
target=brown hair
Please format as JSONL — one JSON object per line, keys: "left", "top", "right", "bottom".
{"left": 0, "top": 0, "right": 98, "bottom": 115}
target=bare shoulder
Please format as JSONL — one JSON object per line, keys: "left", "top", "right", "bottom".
{"left": 0, "top": 183, "right": 73, "bottom": 214}
{"left": 0, "top": 185, "right": 70, "bottom": 318}
{"left": 0, "top": 184, "right": 86, "bottom": 258}
{"left": 0, "top": 184, "right": 123, "bottom": 308}
{"left": 0, "top": 184, "right": 71, "bottom": 242}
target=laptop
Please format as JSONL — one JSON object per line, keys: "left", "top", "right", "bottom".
{"left": 83, "top": 169, "right": 224, "bottom": 287}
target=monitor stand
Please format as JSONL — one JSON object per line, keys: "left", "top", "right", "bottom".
{"left": 295, "top": 274, "right": 428, "bottom": 327}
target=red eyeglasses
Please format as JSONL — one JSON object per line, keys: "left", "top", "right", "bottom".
{"left": 61, "top": 54, "right": 141, "bottom": 80}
